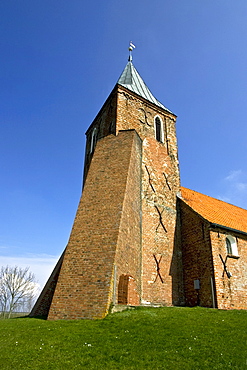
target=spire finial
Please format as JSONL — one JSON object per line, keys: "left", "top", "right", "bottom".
{"left": 128, "top": 41, "right": 136, "bottom": 62}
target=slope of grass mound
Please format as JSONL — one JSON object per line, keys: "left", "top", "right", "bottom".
{"left": 0, "top": 306, "right": 246, "bottom": 369}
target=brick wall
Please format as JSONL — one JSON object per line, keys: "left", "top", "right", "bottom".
{"left": 210, "top": 229, "right": 247, "bottom": 309}
{"left": 47, "top": 130, "right": 142, "bottom": 319}
{"left": 116, "top": 86, "right": 183, "bottom": 306}
{"left": 114, "top": 130, "right": 142, "bottom": 306}
{"left": 178, "top": 199, "right": 247, "bottom": 310}
{"left": 179, "top": 200, "right": 215, "bottom": 307}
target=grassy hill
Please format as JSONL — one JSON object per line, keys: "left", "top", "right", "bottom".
{"left": 0, "top": 306, "right": 246, "bottom": 369}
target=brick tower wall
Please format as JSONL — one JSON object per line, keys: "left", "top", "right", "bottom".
{"left": 115, "top": 86, "right": 183, "bottom": 306}
{"left": 47, "top": 130, "right": 142, "bottom": 319}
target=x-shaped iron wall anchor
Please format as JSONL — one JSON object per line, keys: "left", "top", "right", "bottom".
{"left": 139, "top": 108, "right": 152, "bottom": 126}
{"left": 219, "top": 254, "right": 232, "bottom": 278}
{"left": 163, "top": 172, "right": 171, "bottom": 191}
{"left": 145, "top": 165, "right": 156, "bottom": 193}
{"left": 154, "top": 205, "right": 167, "bottom": 232}
{"left": 153, "top": 254, "right": 164, "bottom": 283}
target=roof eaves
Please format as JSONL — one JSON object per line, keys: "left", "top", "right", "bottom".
{"left": 179, "top": 190, "right": 247, "bottom": 236}
{"left": 118, "top": 61, "right": 174, "bottom": 114}
{"left": 209, "top": 223, "right": 247, "bottom": 237}
{"left": 117, "top": 83, "right": 176, "bottom": 116}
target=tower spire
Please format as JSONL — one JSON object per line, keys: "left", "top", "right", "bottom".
{"left": 128, "top": 41, "right": 136, "bottom": 62}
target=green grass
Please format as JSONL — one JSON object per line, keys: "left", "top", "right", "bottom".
{"left": 0, "top": 306, "right": 247, "bottom": 369}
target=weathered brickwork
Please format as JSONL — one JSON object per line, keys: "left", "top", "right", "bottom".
{"left": 116, "top": 86, "right": 183, "bottom": 306}
{"left": 113, "top": 130, "right": 142, "bottom": 306}
{"left": 179, "top": 199, "right": 247, "bottom": 310}
{"left": 47, "top": 130, "right": 142, "bottom": 319}
{"left": 210, "top": 229, "right": 247, "bottom": 310}
{"left": 179, "top": 201, "right": 215, "bottom": 307}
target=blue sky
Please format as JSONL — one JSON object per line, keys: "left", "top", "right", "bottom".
{"left": 1, "top": 0, "right": 247, "bottom": 289}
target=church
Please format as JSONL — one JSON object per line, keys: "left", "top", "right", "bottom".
{"left": 31, "top": 48, "right": 247, "bottom": 319}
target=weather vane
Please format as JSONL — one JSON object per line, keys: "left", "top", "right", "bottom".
{"left": 128, "top": 41, "right": 136, "bottom": 62}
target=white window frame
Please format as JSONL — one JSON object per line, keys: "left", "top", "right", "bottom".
{"left": 225, "top": 235, "right": 239, "bottom": 257}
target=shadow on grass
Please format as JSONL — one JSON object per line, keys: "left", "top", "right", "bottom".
{"left": 1, "top": 314, "right": 47, "bottom": 320}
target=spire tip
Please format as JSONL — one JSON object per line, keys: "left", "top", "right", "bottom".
{"left": 128, "top": 41, "right": 136, "bottom": 62}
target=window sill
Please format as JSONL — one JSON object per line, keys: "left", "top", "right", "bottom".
{"left": 227, "top": 254, "right": 240, "bottom": 259}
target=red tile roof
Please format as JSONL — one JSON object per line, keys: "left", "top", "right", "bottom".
{"left": 180, "top": 187, "right": 247, "bottom": 234}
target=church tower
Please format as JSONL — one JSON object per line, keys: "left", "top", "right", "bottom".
{"left": 31, "top": 47, "right": 183, "bottom": 319}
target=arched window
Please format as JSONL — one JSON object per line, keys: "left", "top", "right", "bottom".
{"left": 226, "top": 238, "right": 232, "bottom": 254}
{"left": 154, "top": 116, "right": 163, "bottom": 143}
{"left": 90, "top": 127, "right": 97, "bottom": 153}
{"left": 225, "top": 235, "right": 238, "bottom": 257}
